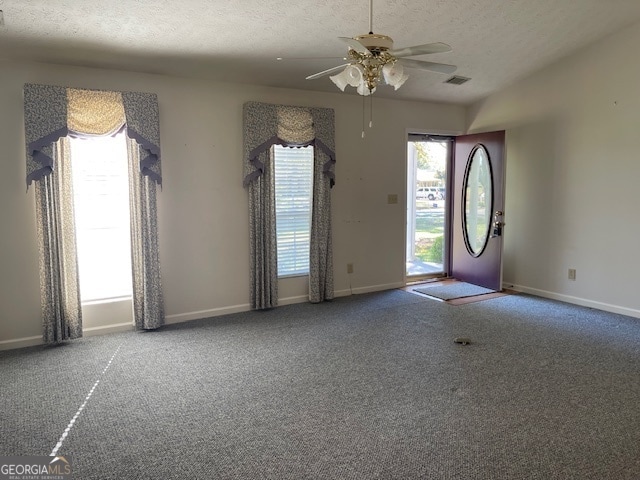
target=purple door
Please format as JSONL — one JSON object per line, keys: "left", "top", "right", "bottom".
{"left": 451, "top": 131, "right": 505, "bottom": 291}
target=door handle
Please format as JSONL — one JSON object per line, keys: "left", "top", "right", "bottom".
{"left": 491, "top": 221, "right": 504, "bottom": 238}
{"left": 491, "top": 211, "right": 505, "bottom": 237}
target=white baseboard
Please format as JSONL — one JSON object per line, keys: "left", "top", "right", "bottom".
{"left": 334, "top": 282, "right": 405, "bottom": 298}
{"left": 351, "top": 282, "right": 406, "bottom": 295}
{"left": 505, "top": 283, "right": 640, "bottom": 319}
{"left": 165, "top": 283, "right": 406, "bottom": 325}
{"left": 281, "top": 283, "right": 406, "bottom": 303}
{"left": 0, "top": 335, "right": 43, "bottom": 351}
{"left": 83, "top": 322, "right": 134, "bottom": 336}
{"left": 278, "top": 295, "right": 309, "bottom": 306}
{"left": 0, "top": 322, "right": 136, "bottom": 351}
{"left": 165, "top": 303, "right": 252, "bottom": 325}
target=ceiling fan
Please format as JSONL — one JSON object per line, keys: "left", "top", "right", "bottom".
{"left": 305, "top": 0, "right": 457, "bottom": 96}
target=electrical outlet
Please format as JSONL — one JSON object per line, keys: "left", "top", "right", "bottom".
{"left": 387, "top": 194, "right": 398, "bottom": 204}
{"left": 568, "top": 269, "right": 576, "bottom": 281}
{"left": 347, "top": 263, "right": 354, "bottom": 274}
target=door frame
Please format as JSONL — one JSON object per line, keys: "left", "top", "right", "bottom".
{"left": 404, "top": 130, "right": 456, "bottom": 284}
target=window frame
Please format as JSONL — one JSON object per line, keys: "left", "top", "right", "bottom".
{"left": 273, "top": 144, "right": 314, "bottom": 278}
{"left": 69, "top": 131, "right": 134, "bottom": 303}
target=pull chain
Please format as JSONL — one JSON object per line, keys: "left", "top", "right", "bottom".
{"left": 362, "top": 93, "right": 366, "bottom": 138}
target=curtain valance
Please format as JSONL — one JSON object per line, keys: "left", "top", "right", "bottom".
{"left": 242, "top": 101, "right": 336, "bottom": 187}
{"left": 24, "top": 83, "right": 162, "bottom": 186}
{"left": 67, "top": 88, "right": 126, "bottom": 136}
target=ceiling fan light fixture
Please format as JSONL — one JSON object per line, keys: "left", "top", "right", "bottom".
{"left": 392, "top": 72, "right": 409, "bottom": 90}
{"left": 300, "top": 1, "right": 456, "bottom": 103}
{"left": 356, "top": 83, "right": 376, "bottom": 96}
{"left": 345, "top": 64, "right": 364, "bottom": 87}
{"left": 329, "top": 69, "right": 351, "bottom": 91}
{"left": 382, "top": 62, "right": 408, "bottom": 88}
{"left": 331, "top": 64, "right": 369, "bottom": 93}
{"left": 295, "top": 1, "right": 458, "bottom": 137}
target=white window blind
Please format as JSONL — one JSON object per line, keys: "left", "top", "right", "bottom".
{"left": 273, "top": 144, "right": 314, "bottom": 277}
{"left": 70, "top": 131, "right": 133, "bottom": 302}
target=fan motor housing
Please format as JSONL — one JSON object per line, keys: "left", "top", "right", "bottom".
{"left": 354, "top": 33, "right": 394, "bottom": 53}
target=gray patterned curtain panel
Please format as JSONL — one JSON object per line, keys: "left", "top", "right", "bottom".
{"left": 243, "top": 101, "right": 336, "bottom": 309}
{"left": 127, "top": 138, "right": 165, "bottom": 330}
{"left": 23, "top": 83, "right": 162, "bottom": 186}
{"left": 35, "top": 138, "right": 83, "bottom": 344}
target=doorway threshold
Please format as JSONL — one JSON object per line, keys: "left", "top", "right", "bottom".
{"left": 405, "top": 276, "right": 450, "bottom": 287}
{"left": 404, "top": 279, "right": 511, "bottom": 305}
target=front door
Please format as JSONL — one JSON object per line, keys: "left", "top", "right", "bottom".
{"left": 451, "top": 131, "right": 506, "bottom": 291}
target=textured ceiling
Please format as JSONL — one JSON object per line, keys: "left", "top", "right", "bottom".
{"left": 1, "top": 0, "right": 640, "bottom": 105}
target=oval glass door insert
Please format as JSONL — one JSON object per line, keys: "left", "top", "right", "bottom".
{"left": 463, "top": 145, "right": 493, "bottom": 256}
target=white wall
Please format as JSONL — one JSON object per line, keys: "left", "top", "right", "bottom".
{"left": 467, "top": 21, "right": 640, "bottom": 317}
{"left": 0, "top": 60, "right": 465, "bottom": 347}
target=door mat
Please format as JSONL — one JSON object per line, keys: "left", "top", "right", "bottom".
{"left": 414, "top": 282, "right": 497, "bottom": 300}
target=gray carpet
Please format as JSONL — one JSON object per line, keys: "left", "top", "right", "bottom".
{"left": 1, "top": 289, "right": 640, "bottom": 479}
{"left": 414, "top": 281, "right": 496, "bottom": 299}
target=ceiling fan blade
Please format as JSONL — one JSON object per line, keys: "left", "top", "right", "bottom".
{"left": 397, "top": 58, "right": 457, "bottom": 75}
{"left": 389, "top": 42, "right": 452, "bottom": 58}
{"left": 306, "top": 64, "right": 350, "bottom": 80}
{"left": 338, "top": 37, "right": 370, "bottom": 55}
{"left": 277, "top": 56, "right": 347, "bottom": 61}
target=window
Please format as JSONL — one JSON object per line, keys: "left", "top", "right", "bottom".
{"left": 273, "top": 144, "right": 314, "bottom": 277}
{"left": 70, "top": 131, "right": 133, "bottom": 301}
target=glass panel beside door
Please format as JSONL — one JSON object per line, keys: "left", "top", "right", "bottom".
{"left": 406, "top": 134, "right": 452, "bottom": 280}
